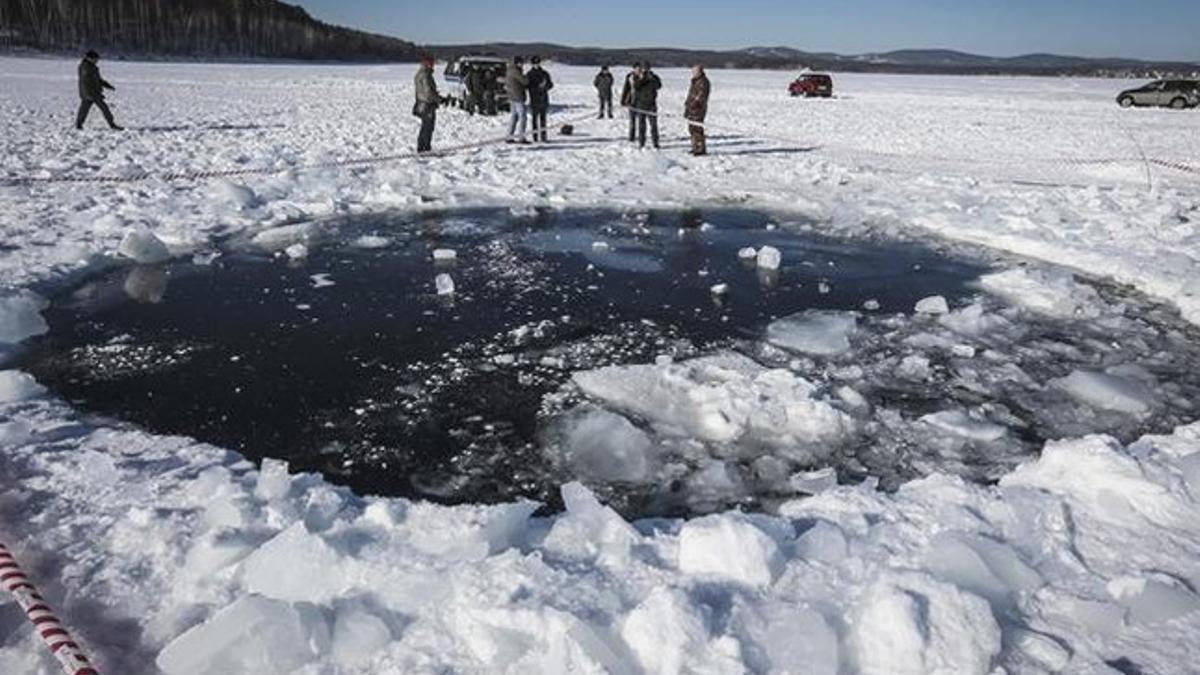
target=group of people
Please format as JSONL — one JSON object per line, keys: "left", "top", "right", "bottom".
{"left": 416, "top": 56, "right": 712, "bottom": 156}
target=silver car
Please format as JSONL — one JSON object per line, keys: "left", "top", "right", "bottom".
{"left": 1117, "top": 80, "right": 1200, "bottom": 109}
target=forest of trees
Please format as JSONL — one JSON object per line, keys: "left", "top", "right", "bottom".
{"left": 0, "top": 0, "right": 419, "bottom": 61}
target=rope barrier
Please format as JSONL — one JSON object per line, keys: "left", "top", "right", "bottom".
{"left": 3, "top": 108, "right": 602, "bottom": 186}
{"left": 0, "top": 542, "right": 99, "bottom": 675}
{"left": 3, "top": 100, "right": 1196, "bottom": 188}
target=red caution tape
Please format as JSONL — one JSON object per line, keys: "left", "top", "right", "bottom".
{"left": 0, "top": 542, "right": 99, "bottom": 675}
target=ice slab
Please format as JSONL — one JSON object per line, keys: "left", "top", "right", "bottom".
{"left": 0, "top": 292, "right": 49, "bottom": 344}
{"left": 1052, "top": 370, "right": 1154, "bottom": 415}
{"left": 156, "top": 594, "right": 329, "bottom": 675}
{"left": 920, "top": 410, "right": 1007, "bottom": 442}
{"left": 678, "top": 515, "right": 785, "bottom": 586}
{"left": 0, "top": 370, "right": 46, "bottom": 403}
{"left": 559, "top": 409, "right": 653, "bottom": 483}
{"left": 979, "top": 267, "right": 1103, "bottom": 319}
{"left": 118, "top": 227, "right": 172, "bottom": 265}
{"left": 757, "top": 245, "right": 782, "bottom": 270}
{"left": 766, "top": 310, "right": 857, "bottom": 356}
{"left": 435, "top": 273, "right": 455, "bottom": 296}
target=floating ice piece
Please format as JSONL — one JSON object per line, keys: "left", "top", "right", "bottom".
{"left": 979, "top": 267, "right": 1103, "bottom": 319}
{"left": 922, "top": 411, "right": 1007, "bottom": 441}
{"left": 252, "top": 223, "right": 316, "bottom": 253}
{"left": 710, "top": 283, "right": 729, "bottom": 295}
{"left": 591, "top": 241, "right": 610, "bottom": 252}
{"left": 862, "top": 299, "right": 881, "bottom": 311}
{"left": 915, "top": 295, "right": 950, "bottom": 315}
{"left": 738, "top": 247, "right": 758, "bottom": 261}
{"left": 435, "top": 273, "right": 455, "bottom": 296}
{"left": 572, "top": 352, "right": 853, "bottom": 451}
{"left": 284, "top": 243, "right": 308, "bottom": 260}
{"left": 757, "top": 245, "right": 782, "bottom": 270}
{"left": 351, "top": 235, "right": 391, "bottom": 249}
{"left": 1052, "top": 370, "right": 1153, "bottom": 414}
{"left": 789, "top": 467, "right": 838, "bottom": 494}
{"left": 0, "top": 292, "right": 49, "bottom": 344}
{"left": 118, "top": 227, "right": 172, "bottom": 264}
{"left": 0, "top": 370, "right": 46, "bottom": 403}
{"left": 432, "top": 248, "right": 457, "bottom": 262}
{"left": 766, "top": 310, "right": 857, "bottom": 356}
{"left": 310, "top": 273, "right": 335, "bottom": 288}
{"left": 679, "top": 515, "right": 784, "bottom": 586}
{"left": 560, "top": 409, "right": 652, "bottom": 482}
{"left": 254, "top": 458, "right": 291, "bottom": 502}
{"left": 817, "top": 281, "right": 831, "bottom": 294}
{"left": 897, "top": 354, "right": 932, "bottom": 381}
{"left": 156, "top": 594, "right": 329, "bottom": 675}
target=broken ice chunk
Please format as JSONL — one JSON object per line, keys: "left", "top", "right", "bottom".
{"left": 284, "top": 243, "right": 308, "bottom": 260}
{"left": 738, "top": 247, "right": 758, "bottom": 261}
{"left": 1052, "top": 370, "right": 1153, "bottom": 414}
{"left": 118, "top": 227, "right": 172, "bottom": 264}
{"left": 915, "top": 295, "right": 950, "bottom": 315}
{"left": 766, "top": 311, "right": 857, "bottom": 356}
{"left": 920, "top": 410, "right": 1007, "bottom": 442}
{"left": 432, "top": 248, "right": 457, "bottom": 262}
{"left": 711, "top": 283, "right": 729, "bottom": 296}
{"left": 757, "top": 246, "right": 782, "bottom": 271}
{"left": 435, "top": 273, "right": 455, "bottom": 296}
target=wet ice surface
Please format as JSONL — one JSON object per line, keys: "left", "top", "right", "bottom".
{"left": 18, "top": 208, "right": 1200, "bottom": 517}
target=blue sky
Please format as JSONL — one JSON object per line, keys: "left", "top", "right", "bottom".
{"left": 300, "top": 0, "right": 1200, "bottom": 61}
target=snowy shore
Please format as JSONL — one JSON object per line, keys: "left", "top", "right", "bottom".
{"left": 2, "top": 57, "right": 1200, "bottom": 673}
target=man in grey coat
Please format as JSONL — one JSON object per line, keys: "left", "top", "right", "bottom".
{"left": 413, "top": 56, "right": 439, "bottom": 153}
{"left": 505, "top": 56, "right": 529, "bottom": 144}
{"left": 75, "top": 50, "right": 123, "bottom": 130}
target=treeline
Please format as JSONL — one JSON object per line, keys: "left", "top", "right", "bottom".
{"left": 0, "top": 0, "right": 419, "bottom": 61}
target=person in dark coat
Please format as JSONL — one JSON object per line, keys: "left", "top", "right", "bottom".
{"left": 463, "top": 65, "right": 481, "bottom": 115}
{"left": 481, "top": 65, "right": 498, "bottom": 116}
{"left": 620, "top": 64, "right": 639, "bottom": 142}
{"left": 526, "top": 56, "right": 554, "bottom": 143}
{"left": 75, "top": 50, "right": 123, "bottom": 130}
{"left": 632, "top": 63, "right": 662, "bottom": 149}
{"left": 684, "top": 65, "right": 711, "bottom": 156}
{"left": 413, "top": 56, "right": 439, "bottom": 153}
{"left": 594, "top": 66, "right": 614, "bottom": 119}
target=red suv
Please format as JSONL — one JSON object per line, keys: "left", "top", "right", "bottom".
{"left": 789, "top": 73, "right": 833, "bottom": 98}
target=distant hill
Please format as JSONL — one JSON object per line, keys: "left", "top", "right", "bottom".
{"left": 0, "top": 1, "right": 1194, "bottom": 77}
{"left": 426, "top": 42, "right": 1200, "bottom": 78}
{"left": 0, "top": 0, "right": 418, "bottom": 61}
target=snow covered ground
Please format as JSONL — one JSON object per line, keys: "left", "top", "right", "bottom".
{"left": 2, "top": 57, "right": 1200, "bottom": 673}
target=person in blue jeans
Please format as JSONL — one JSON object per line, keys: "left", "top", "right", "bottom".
{"left": 505, "top": 56, "right": 530, "bottom": 144}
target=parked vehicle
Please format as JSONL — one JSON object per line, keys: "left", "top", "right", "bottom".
{"left": 789, "top": 73, "right": 833, "bottom": 98}
{"left": 443, "top": 55, "right": 509, "bottom": 111}
{"left": 1117, "top": 80, "right": 1200, "bottom": 109}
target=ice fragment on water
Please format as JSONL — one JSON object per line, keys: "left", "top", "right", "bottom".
{"left": 435, "top": 273, "right": 455, "bottom": 296}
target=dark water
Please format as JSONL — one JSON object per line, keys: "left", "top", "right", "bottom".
{"left": 19, "top": 208, "right": 995, "bottom": 513}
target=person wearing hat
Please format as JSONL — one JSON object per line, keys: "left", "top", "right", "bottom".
{"left": 505, "top": 56, "right": 530, "bottom": 143}
{"left": 413, "top": 55, "right": 440, "bottom": 153}
{"left": 593, "top": 65, "right": 614, "bottom": 119}
{"left": 526, "top": 56, "right": 554, "bottom": 143}
{"left": 75, "top": 50, "right": 123, "bottom": 131}
{"left": 684, "top": 65, "right": 711, "bottom": 156}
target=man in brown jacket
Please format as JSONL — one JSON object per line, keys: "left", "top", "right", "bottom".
{"left": 684, "top": 65, "right": 710, "bottom": 156}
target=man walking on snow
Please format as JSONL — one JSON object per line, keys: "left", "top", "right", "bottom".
{"left": 75, "top": 50, "right": 123, "bottom": 131}
{"left": 632, "top": 63, "right": 662, "bottom": 150}
{"left": 685, "top": 65, "right": 711, "bottom": 156}
{"left": 527, "top": 56, "right": 554, "bottom": 143}
{"left": 414, "top": 56, "right": 439, "bottom": 153}
{"left": 505, "top": 56, "right": 530, "bottom": 144}
{"left": 594, "top": 65, "right": 614, "bottom": 119}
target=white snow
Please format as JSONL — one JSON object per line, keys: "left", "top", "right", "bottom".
{"left": 765, "top": 310, "right": 857, "bottom": 356}
{"left": 2, "top": 57, "right": 1200, "bottom": 674}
